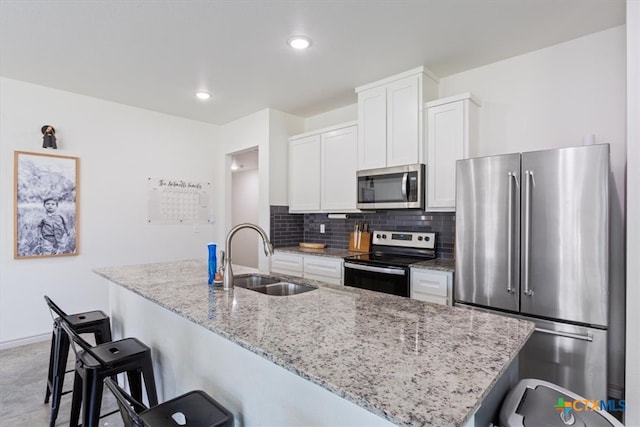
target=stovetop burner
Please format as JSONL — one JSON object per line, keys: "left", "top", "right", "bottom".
{"left": 345, "top": 252, "right": 436, "bottom": 268}
{"left": 343, "top": 230, "right": 436, "bottom": 268}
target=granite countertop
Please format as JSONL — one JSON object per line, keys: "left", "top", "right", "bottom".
{"left": 95, "top": 259, "right": 533, "bottom": 427}
{"left": 410, "top": 258, "right": 456, "bottom": 272}
{"left": 275, "top": 245, "right": 359, "bottom": 258}
{"left": 276, "top": 246, "right": 456, "bottom": 272}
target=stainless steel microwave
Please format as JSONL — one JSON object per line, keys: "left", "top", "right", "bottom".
{"left": 356, "top": 164, "right": 425, "bottom": 209}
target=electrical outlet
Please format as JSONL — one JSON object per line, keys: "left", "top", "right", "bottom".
{"left": 320, "top": 224, "right": 325, "bottom": 234}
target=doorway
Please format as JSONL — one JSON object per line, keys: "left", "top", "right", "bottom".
{"left": 230, "top": 148, "right": 259, "bottom": 268}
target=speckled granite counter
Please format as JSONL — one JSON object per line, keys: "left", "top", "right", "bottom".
{"left": 275, "top": 246, "right": 358, "bottom": 258}
{"left": 95, "top": 259, "right": 533, "bottom": 427}
{"left": 410, "top": 258, "right": 456, "bottom": 272}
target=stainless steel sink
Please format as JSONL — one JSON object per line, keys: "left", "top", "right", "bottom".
{"left": 234, "top": 274, "right": 279, "bottom": 288}
{"left": 233, "top": 274, "right": 316, "bottom": 296}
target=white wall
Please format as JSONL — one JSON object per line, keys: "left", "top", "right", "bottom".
{"left": 219, "top": 109, "right": 303, "bottom": 272}
{"left": 439, "top": 26, "right": 627, "bottom": 398}
{"left": 304, "top": 104, "right": 357, "bottom": 132}
{"left": 0, "top": 78, "right": 220, "bottom": 346}
{"left": 231, "top": 168, "right": 259, "bottom": 268}
{"left": 626, "top": 1, "right": 639, "bottom": 423}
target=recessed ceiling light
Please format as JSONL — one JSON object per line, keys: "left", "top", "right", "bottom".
{"left": 287, "top": 35, "right": 311, "bottom": 50}
{"left": 195, "top": 91, "right": 211, "bottom": 100}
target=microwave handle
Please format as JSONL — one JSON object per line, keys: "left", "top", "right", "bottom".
{"left": 401, "top": 172, "right": 408, "bottom": 201}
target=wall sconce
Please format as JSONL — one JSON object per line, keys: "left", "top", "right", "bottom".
{"left": 41, "top": 125, "right": 57, "bottom": 149}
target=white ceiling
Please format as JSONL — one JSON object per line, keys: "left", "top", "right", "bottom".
{"left": 0, "top": 0, "right": 625, "bottom": 126}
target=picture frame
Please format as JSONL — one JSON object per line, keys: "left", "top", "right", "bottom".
{"left": 14, "top": 151, "right": 79, "bottom": 259}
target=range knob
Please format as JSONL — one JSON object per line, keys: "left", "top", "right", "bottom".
{"left": 417, "top": 236, "right": 423, "bottom": 241}
{"left": 376, "top": 234, "right": 381, "bottom": 239}
{"left": 382, "top": 234, "right": 387, "bottom": 239}
{"left": 425, "top": 236, "right": 430, "bottom": 241}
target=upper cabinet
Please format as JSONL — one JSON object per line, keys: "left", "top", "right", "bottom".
{"left": 289, "top": 122, "right": 359, "bottom": 213}
{"left": 289, "top": 133, "right": 321, "bottom": 212}
{"left": 425, "top": 93, "right": 480, "bottom": 211}
{"left": 355, "top": 67, "right": 439, "bottom": 170}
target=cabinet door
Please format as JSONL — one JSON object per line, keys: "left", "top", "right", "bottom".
{"left": 303, "top": 255, "right": 343, "bottom": 285}
{"left": 410, "top": 268, "right": 452, "bottom": 306}
{"left": 386, "top": 75, "right": 421, "bottom": 167}
{"left": 271, "top": 253, "right": 304, "bottom": 277}
{"left": 357, "top": 86, "right": 387, "bottom": 170}
{"left": 289, "top": 135, "right": 321, "bottom": 212}
{"left": 321, "top": 126, "right": 358, "bottom": 211}
{"left": 426, "top": 100, "right": 467, "bottom": 210}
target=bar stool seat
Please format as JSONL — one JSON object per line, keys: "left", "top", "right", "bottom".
{"left": 105, "top": 377, "right": 234, "bottom": 427}
{"left": 44, "top": 296, "right": 112, "bottom": 427}
{"left": 59, "top": 317, "right": 158, "bottom": 427}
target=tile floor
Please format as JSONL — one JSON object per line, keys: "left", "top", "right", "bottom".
{"left": 0, "top": 339, "right": 123, "bottom": 426}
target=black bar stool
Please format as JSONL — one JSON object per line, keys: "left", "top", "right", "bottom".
{"left": 43, "top": 295, "right": 112, "bottom": 427}
{"left": 59, "top": 317, "right": 159, "bottom": 427}
{"left": 104, "top": 377, "right": 234, "bottom": 427}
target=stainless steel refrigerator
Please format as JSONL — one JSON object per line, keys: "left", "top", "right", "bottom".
{"left": 455, "top": 144, "right": 610, "bottom": 401}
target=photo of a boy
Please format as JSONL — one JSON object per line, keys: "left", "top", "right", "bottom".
{"left": 38, "top": 197, "right": 69, "bottom": 255}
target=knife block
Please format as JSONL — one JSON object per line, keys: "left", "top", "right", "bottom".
{"left": 348, "top": 232, "right": 371, "bottom": 252}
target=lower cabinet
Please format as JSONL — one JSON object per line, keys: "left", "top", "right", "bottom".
{"left": 270, "top": 252, "right": 304, "bottom": 277}
{"left": 271, "top": 253, "right": 343, "bottom": 285}
{"left": 410, "top": 268, "right": 453, "bottom": 306}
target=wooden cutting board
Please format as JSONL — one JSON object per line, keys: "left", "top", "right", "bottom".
{"left": 299, "top": 242, "right": 326, "bottom": 249}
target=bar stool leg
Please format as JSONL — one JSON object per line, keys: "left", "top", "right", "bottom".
{"left": 69, "top": 370, "right": 83, "bottom": 427}
{"left": 49, "top": 331, "right": 71, "bottom": 426}
{"left": 82, "top": 371, "right": 104, "bottom": 427}
{"left": 44, "top": 327, "right": 57, "bottom": 404}
{"left": 141, "top": 358, "right": 158, "bottom": 407}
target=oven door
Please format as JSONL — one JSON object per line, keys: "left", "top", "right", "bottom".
{"left": 344, "top": 262, "right": 409, "bottom": 297}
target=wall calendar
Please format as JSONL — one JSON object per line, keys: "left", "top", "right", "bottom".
{"left": 147, "top": 177, "right": 212, "bottom": 224}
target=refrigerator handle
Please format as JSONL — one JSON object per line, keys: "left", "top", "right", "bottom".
{"left": 523, "top": 170, "right": 534, "bottom": 296}
{"left": 507, "top": 172, "right": 519, "bottom": 293}
{"left": 401, "top": 172, "right": 408, "bottom": 201}
{"left": 534, "top": 327, "right": 593, "bottom": 342}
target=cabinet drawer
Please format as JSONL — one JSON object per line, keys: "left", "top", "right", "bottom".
{"left": 303, "top": 256, "right": 343, "bottom": 280}
{"left": 270, "top": 253, "right": 303, "bottom": 277}
{"left": 410, "top": 269, "right": 452, "bottom": 305}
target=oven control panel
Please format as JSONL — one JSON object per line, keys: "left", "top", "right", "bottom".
{"left": 372, "top": 230, "right": 436, "bottom": 249}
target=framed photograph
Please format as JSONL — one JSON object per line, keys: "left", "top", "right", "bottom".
{"left": 14, "top": 151, "right": 79, "bottom": 258}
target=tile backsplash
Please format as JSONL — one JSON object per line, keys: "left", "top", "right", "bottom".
{"left": 270, "top": 206, "right": 455, "bottom": 259}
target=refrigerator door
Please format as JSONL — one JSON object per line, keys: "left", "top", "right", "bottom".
{"left": 455, "top": 153, "right": 521, "bottom": 312}
{"left": 520, "top": 144, "right": 609, "bottom": 327}
{"left": 519, "top": 317, "right": 608, "bottom": 402}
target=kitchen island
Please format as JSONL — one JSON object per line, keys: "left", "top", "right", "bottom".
{"left": 95, "top": 259, "right": 533, "bottom": 427}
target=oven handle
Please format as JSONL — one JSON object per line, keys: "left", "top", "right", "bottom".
{"left": 344, "top": 262, "right": 406, "bottom": 276}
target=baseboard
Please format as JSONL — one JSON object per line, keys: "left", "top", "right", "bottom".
{"left": 0, "top": 333, "right": 49, "bottom": 351}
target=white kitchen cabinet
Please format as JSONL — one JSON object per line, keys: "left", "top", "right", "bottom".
{"left": 321, "top": 125, "right": 358, "bottom": 211}
{"left": 270, "top": 252, "right": 304, "bottom": 278}
{"left": 289, "top": 134, "right": 321, "bottom": 212}
{"left": 303, "top": 255, "right": 343, "bottom": 285}
{"left": 271, "top": 252, "right": 343, "bottom": 285}
{"left": 425, "top": 93, "right": 479, "bottom": 211}
{"left": 410, "top": 268, "right": 453, "bottom": 306}
{"left": 289, "top": 122, "right": 358, "bottom": 213}
{"left": 356, "top": 66, "right": 439, "bottom": 170}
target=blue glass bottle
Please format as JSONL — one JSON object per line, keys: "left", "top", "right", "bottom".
{"left": 207, "top": 243, "right": 217, "bottom": 285}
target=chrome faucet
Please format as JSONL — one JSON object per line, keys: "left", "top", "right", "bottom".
{"left": 221, "top": 223, "right": 274, "bottom": 291}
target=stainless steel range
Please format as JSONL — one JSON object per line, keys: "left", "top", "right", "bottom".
{"left": 343, "top": 230, "right": 436, "bottom": 297}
